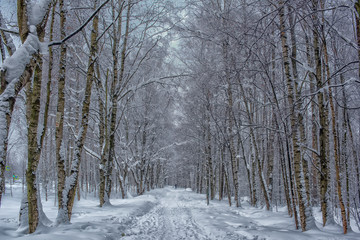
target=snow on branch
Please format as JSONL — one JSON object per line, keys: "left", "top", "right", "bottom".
{"left": 29, "top": 0, "right": 53, "bottom": 26}
{"left": 0, "top": 27, "right": 19, "bottom": 35}
{"left": 0, "top": 32, "right": 43, "bottom": 97}
{"left": 118, "top": 74, "right": 190, "bottom": 102}
{"left": 0, "top": 0, "right": 54, "bottom": 97}
{"left": 84, "top": 145, "right": 101, "bottom": 160}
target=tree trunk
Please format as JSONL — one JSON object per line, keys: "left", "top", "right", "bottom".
{"left": 0, "top": 12, "right": 16, "bottom": 57}
{"left": 98, "top": 69, "right": 108, "bottom": 206}
{"left": 26, "top": 54, "right": 43, "bottom": 233}
{"left": 279, "top": 135, "right": 292, "bottom": 217}
{"left": 0, "top": 0, "right": 51, "bottom": 210}
{"left": 238, "top": 81, "right": 270, "bottom": 209}
{"left": 353, "top": 0, "right": 360, "bottom": 211}
{"left": 224, "top": 163, "right": 231, "bottom": 207}
{"left": 355, "top": 1, "right": 360, "bottom": 79}
{"left": 288, "top": 7, "right": 315, "bottom": 229}
{"left": 25, "top": 6, "right": 52, "bottom": 229}
{"left": 56, "top": 0, "right": 67, "bottom": 213}
{"left": 322, "top": 29, "right": 347, "bottom": 233}
{"left": 205, "top": 99, "right": 214, "bottom": 200}
{"left": 56, "top": 0, "right": 99, "bottom": 224}
{"left": 304, "top": 27, "right": 319, "bottom": 206}
{"left": 7, "top": 0, "right": 51, "bottom": 233}
{"left": 102, "top": 0, "right": 131, "bottom": 205}
{"left": 219, "top": 146, "right": 224, "bottom": 201}
{"left": 266, "top": 115, "right": 275, "bottom": 204}
{"left": 239, "top": 136, "right": 253, "bottom": 205}
{"left": 278, "top": 1, "right": 311, "bottom": 231}
{"left": 251, "top": 128, "right": 271, "bottom": 210}
{"left": 312, "top": 0, "right": 332, "bottom": 226}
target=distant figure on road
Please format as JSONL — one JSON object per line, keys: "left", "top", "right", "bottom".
{"left": 175, "top": 184, "right": 177, "bottom": 189}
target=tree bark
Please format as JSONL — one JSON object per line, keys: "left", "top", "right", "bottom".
{"left": 26, "top": 54, "right": 43, "bottom": 233}
{"left": 355, "top": 1, "right": 360, "bottom": 79}
{"left": 279, "top": 1, "right": 311, "bottom": 231}
{"left": 205, "top": 96, "right": 214, "bottom": 200}
{"left": 56, "top": 0, "right": 68, "bottom": 213}
{"left": 101, "top": 0, "right": 131, "bottom": 205}
{"left": 322, "top": 26, "right": 347, "bottom": 233}
{"left": 25, "top": 4, "right": 52, "bottom": 229}
{"left": 56, "top": 0, "right": 99, "bottom": 223}
{"left": 98, "top": 69, "right": 108, "bottom": 206}
{"left": 0, "top": 11, "right": 16, "bottom": 57}
{"left": 311, "top": 0, "right": 332, "bottom": 226}
{"left": 0, "top": 0, "right": 51, "bottom": 228}
{"left": 304, "top": 26, "right": 319, "bottom": 206}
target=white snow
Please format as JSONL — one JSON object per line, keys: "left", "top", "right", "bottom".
{"left": 0, "top": 33, "right": 40, "bottom": 85}
{"left": 0, "top": 183, "right": 359, "bottom": 240}
{"left": 29, "top": 0, "right": 52, "bottom": 26}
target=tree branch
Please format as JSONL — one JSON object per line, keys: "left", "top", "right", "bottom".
{"left": 48, "top": 0, "right": 110, "bottom": 47}
{"left": 0, "top": 27, "right": 19, "bottom": 35}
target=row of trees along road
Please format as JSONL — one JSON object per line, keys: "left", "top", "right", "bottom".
{"left": 0, "top": 0, "right": 176, "bottom": 233}
{"left": 0, "top": 0, "right": 360, "bottom": 235}
{"left": 172, "top": 0, "right": 360, "bottom": 234}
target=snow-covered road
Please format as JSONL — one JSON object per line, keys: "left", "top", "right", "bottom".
{"left": 122, "top": 189, "right": 209, "bottom": 239}
{"left": 1, "top": 186, "right": 360, "bottom": 240}
{"left": 114, "top": 188, "right": 360, "bottom": 240}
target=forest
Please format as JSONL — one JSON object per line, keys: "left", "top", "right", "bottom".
{"left": 0, "top": 0, "right": 360, "bottom": 239}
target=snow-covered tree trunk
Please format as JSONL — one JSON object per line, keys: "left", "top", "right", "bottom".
{"left": 322, "top": 17, "right": 348, "bottom": 233}
{"left": 99, "top": 0, "right": 122, "bottom": 206}
{"left": 56, "top": 0, "right": 99, "bottom": 223}
{"left": 223, "top": 39, "right": 239, "bottom": 208}
{"left": 55, "top": 0, "right": 68, "bottom": 214}
{"left": 18, "top": 185, "right": 51, "bottom": 233}
{"left": 340, "top": 73, "right": 355, "bottom": 231}
{"left": 304, "top": 25, "right": 319, "bottom": 207}
{"left": 205, "top": 96, "right": 214, "bottom": 200}
{"left": 224, "top": 163, "right": 232, "bottom": 207}
{"left": 26, "top": 53, "right": 44, "bottom": 233}
{"left": 97, "top": 69, "right": 108, "bottom": 206}
{"left": 238, "top": 81, "right": 270, "bottom": 209}
{"left": 218, "top": 146, "right": 224, "bottom": 201}
{"left": 278, "top": 133, "right": 292, "bottom": 217}
{"left": 266, "top": 114, "right": 275, "bottom": 204}
{"left": 0, "top": 12, "right": 16, "bottom": 56}
{"left": 353, "top": 0, "right": 360, "bottom": 209}
{"left": 239, "top": 136, "right": 253, "bottom": 205}
{"left": 311, "top": 0, "right": 333, "bottom": 227}
{"left": 101, "top": 0, "right": 131, "bottom": 205}
{"left": 355, "top": 0, "right": 360, "bottom": 80}
{"left": 25, "top": 0, "right": 53, "bottom": 232}
{"left": 278, "top": 0, "right": 312, "bottom": 231}
{"left": 288, "top": 6, "right": 315, "bottom": 230}
{"left": 0, "top": 0, "right": 51, "bottom": 210}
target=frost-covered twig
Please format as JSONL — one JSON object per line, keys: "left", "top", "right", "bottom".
{"left": 84, "top": 145, "right": 101, "bottom": 160}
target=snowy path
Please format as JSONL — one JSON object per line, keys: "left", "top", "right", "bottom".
{"left": 113, "top": 188, "right": 360, "bottom": 240}
{"left": 1, "top": 186, "right": 360, "bottom": 240}
{"left": 122, "top": 189, "right": 209, "bottom": 239}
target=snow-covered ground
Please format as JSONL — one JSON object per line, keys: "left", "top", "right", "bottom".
{"left": 0, "top": 183, "right": 359, "bottom": 240}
